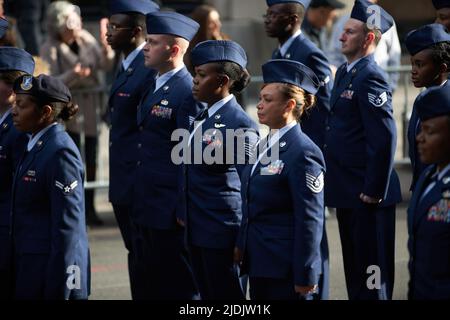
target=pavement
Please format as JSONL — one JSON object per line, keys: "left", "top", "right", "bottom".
{"left": 88, "top": 189, "right": 411, "bottom": 300}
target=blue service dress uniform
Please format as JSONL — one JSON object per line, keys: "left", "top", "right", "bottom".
{"left": 0, "top": 111, "right": 27, "bottom": 299}
{"left": 133, "top": 66, "right": 201, "bottom": 299}
{"left": 108, "top": 50, "right": 156, "bottom": 299}
{"left": 11, "top": 124, "right": 90, "bottom": 299}
{"left": 324, "top": 54, "right": 402, "bottom": 300}
{"left": 408, "top": 164, "right": 450, "bottom": 300}
{"left": 273, "top": 32, "right": 331, "bottom": 299}
{"left": 237, "top": 124, "right": 325, "bottom": 300}
{"left": 408, "top": 81, "right": 450, "bottom": 190}
{"left": 182, "top": 96, "right": 259, "bottom": 300}
{"left": 273, "top": 32, "right": 332, "bottom": 149}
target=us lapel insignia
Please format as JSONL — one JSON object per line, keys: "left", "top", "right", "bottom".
{"left": 126, "top": 68, "right": 133, "bottom": 74}
{"left": 443, "top": 177, "right": 450, "bottom": 184}
{"left": 36, "top": 140, "right": 43, "bottom": 147}
{"left": 163, "top": 85, "right": 169, "bottom": 91}
{"left": 352, "top": 68, "right": 356, "bottom": 74}
{"left": 285, "top": 53, "right": 291, "bottom": 59}
{"left": 215, "top": 114, "right": 221, "bottom": 120}
{"left": 280, "top": 141, "right": 286, "bottom": 148}
{"left": 161, "top": 99, "right": 169, "bottom": 106}
{"left": 2, "top": 123, "right": 7, "bottom": 129}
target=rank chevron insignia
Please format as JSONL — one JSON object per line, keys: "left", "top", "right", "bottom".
{"left": 368, "top": 92, "right": 388, "bottom": 107}
{"left": 305, "top": 172, "right": 324, "bottom": 193}
{"left": 55, "top": 180, "right": 78, "bottom": 194}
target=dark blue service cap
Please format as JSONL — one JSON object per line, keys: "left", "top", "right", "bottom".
{"left": 13, "top": 74, "right": 72, "bottom": 104}
{"left": 350, "top": 0, "right": 394, "bottom": 34}
{"left": 0, "top": 47, "right": 35, "bottom": 75}
{"left": 266, "top": 0, "right": 311, "bottom": 9}
{"left": 405, "top": 23, "right": 450, "bottom": 55}
{"left": 191, "top": 40, "right": 248, "bottom": 69}
{"left": 109, "top": 0, "right": 159, "bottom": 15}
{"left": 146, "top": 11, "right": 199, "bottom": 41}
{"left": 416, "top": 84, "right": 450, "bottom": 121}
{"left": 0, "top": 17, "right": 8, "bottom": 38}
{"left": 433, "top": 0, "right": 450, "bottom": 9}
{"left": 262, "top": 59, "right": 320, "bottom": 95}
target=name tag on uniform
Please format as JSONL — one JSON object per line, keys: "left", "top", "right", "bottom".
{"left": 260, "top": 160, "right": 284, "bottom": 175}
{"left": 151, "top": 105, "right": 172, "bottom": 119}
{"left": 340, "top": 90, "right": 354, "bottom": 100}
{"left": 427, "top": 198, "right": 450, "bottom": 223}
{"left": 117, "top": 92, "right": 131, "bottom": 97}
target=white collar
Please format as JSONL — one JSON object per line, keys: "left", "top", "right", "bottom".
{"left": 27, "top": 122, "right": 57, "bottom": 151}
{"left": 0, "top": 108, "right": 12, "bottom": 126}
{"left": 268, "top": 120, "right": 297, "bottom": 144}
{"left": 207, "top": 94, "right": 234, "bottom": 118}
{"left": 436, "top": 163, "right": 450, "bottom": 182}
{"left": 154, "top": 63, "right": 185, "bottom": 93}
{"left": 346, "top": 57, "right": 364, "bottom": 73}
{"left": 279, "top": 29, "right": 301, "bottom": 57}
{"left": 122, "top": 42, "right": 145, "bottom": 71}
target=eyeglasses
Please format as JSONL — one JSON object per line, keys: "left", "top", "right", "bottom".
{"left": 106, "top": 23, "right": 133, "bottom": 32}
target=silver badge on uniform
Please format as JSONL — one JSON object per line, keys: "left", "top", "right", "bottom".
{"left": 306, "top": 171, "right": 324, "bottom": 193}
{"left": 161, "top": 99, "right": 169, "bottom": 106}
{"left": 20, "top": 75, "right": 33, "bottom": 91}
{"left": 163, "top": 85, "right": 169, "bottom": 91}
{"left": 215, "top": 114, "right": 221, "bottom": 120}
{"left": 214, "top": 123, "right": 226, "bottom": 128}
{"left": 280, "top": 141, "right": 286, "bottom": 148}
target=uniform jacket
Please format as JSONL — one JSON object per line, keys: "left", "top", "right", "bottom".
{"left": 183, "top": 96, "right": 259, "bottom": 249}
{"left": 11, "top": 124, "right": 90, "bottom": 299}
{"left": 132, "top": 66, "right": 202, "bottom": 229}
{"left": 236, "top": 124, "right": 325, "bottom": 286}
{"left": 324, "top": 54, "right": 402, "bottom": 208}
{"left": 0, "top": 113, "right": 26, "bottom": 272}
{"left": 108, "top": 52, "right": 156, "bottom": 205}
{"left": 408, "top": 164, "right": 450, "bottom": 300}
{"left": 273, "top": 33, "right": 333, "bottom": 149}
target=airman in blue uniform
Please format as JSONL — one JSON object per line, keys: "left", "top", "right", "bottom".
{"left": 0, "top": 47, "right": 34, "bottom": 300}
{"left": 132, "top": 11, "right": 201, "bottom": 300}
{"left": 181, "top": 40, "right": 259, "bottom": 300}
{"left": 264, "top": 0, "right": 333, "bottom": 149}
{"left": 323, "top": 0, "right": 402, "bottom": 300}
{"left": 235, "top": 59, "right": 325, "bottom": 300}
{"left": 407, "top": 85, "right": 450, "bottom": 300}
{"left": 106, "top": 0, "right": 159, "bottom": 300}
{"left": 11, "top": 75, "right": 90, "bottom": 299}
{"left": 405, "top": 23, "right": 450, "bottom": 190}
{"left": 264, "top": 0, "right": 332, "bottom": 299}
